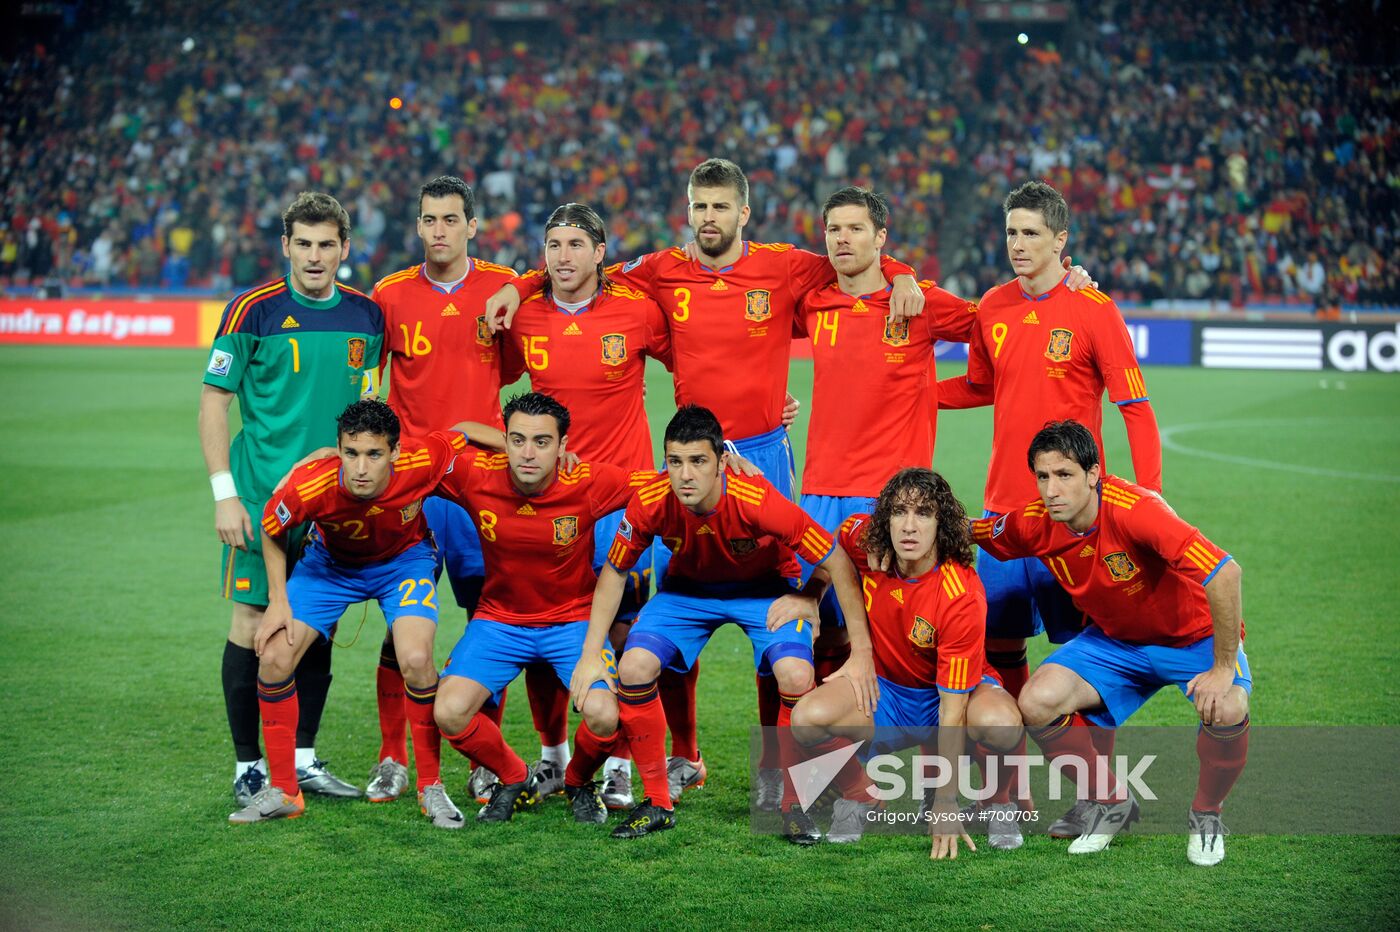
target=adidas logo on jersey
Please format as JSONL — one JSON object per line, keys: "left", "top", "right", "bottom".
{"left": 365, "top": 506, "right": 384, "bottom": 516}
{"left": 563, "top": 321, "right": 582, "bottom": 336}
{"left": 281, "top": 315, "right": 300, "bottom": 329}
{"left": 890, "top": 589, "right": 905, "bottom": 605}
{"left": 851, "top": 298, "right": 869, "bottom": 314}
{"left": 710, "top": 279, "right": 729, "bottom": 291}
{"left": 516, "top": 504, "right": 536, "bottom": 516}
{"left": 441, "top": 302, "right": 460, "bottom": 317}
{"left": 1079, "top": 544, "right": 1095, "bottom": 558}
{"left": 696, "top": 525, "right": 714, "bottom": 534}
{"left": 1022, "top": 310, "right": 1040, "bottom": 325}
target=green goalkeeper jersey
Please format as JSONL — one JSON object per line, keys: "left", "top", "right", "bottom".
{"left": 202, "top": 276, "right": 384, "bottom": 498}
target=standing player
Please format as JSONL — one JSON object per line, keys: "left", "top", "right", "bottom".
{"left": 199, "top": 191, "right": 381, "bottom": 807}
{"left": 230, "top": 400, "right": 472, "bottom": 826}
{"left": 790, "top": 468, "right": 1024, "bottom": 854}
{"left": 491, "top": 158, "right": 923, "bottom": 803}
{"left": 498, "top": 203, "right": 673, "bottom": 809}
{"left": 941, "top": 181, "right": 1160, "bottom": 831}
{"left": 365, "top": 176, "right": 521, "bottom": 806}
{"left": 432, "top": 392, "right": 655, "bottom": 824}
{"left": 793, "top": 186, "right": 978, "bottom": 795}
{"left": 572, "top": 405, "right": 878, "bottom": 841}
{"left": 971, "top": 421, "right": 1250, "bottom": 865}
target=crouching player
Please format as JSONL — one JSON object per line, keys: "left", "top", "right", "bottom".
{"left": 431, "top": 392, "right": 654, "bottom": 824}
{"left": 972, "top": 420, "right": 1250, "bottom": 866}
{"left": 789, "top": 468, "right": 1024, "bottom": 856}
{"left": 572, "top": 404, "right": 878, "bottom": 841}
{"left": 233, "top": 399, "right": 472, "bottom": 827}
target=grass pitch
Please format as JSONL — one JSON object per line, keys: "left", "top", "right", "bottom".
{"left": 0, "top": 347, "right": 1397, "bottom": 929}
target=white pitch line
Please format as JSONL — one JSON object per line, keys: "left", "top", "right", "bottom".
{"left": 1160, "top": 418, "right": 1400, "bottom": 483}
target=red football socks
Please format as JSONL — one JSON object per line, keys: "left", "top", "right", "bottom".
{"left": 1193, "top": 717, "right": 1250, "bottom": 812}
{"left": 403, "top": 681, "right": 442, "bottom": 790}
{"left": 1026, "top": 713, "right": 1123, "bottom": 803}
{"left": 618, "top": 680, "right": 671, "bottom": 809}
{"left": 525, "top": 663, "right": 570, "bottom": 747}
{"left": 776, "top": 687, "right": 812, "bottom": 810}
{"left": 257, "top": 674, "right": 299, "bottom": 796}
{"left": 987, "top": 647, "right": 1029, "bottom": 699}
{"left": 444, "top": 712, "right": 527, "bottom": 785}
{"left": 376, "top": 655, "right": 408, "bottom": 765}
{"left": 660, "top": 663, "right": 701, "bottom": 761}
{"left": 565, "top": 720, "right": 620, "bottom": 788}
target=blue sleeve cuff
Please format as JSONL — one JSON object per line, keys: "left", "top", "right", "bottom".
{"left": 1114, "top": 396, "right": 1150, "bottom": 406}
{"left": 1201, "top": 554, "right": 1233, "bottom": 586}
{"left": 938, "top": 684, "right": 976, "bottom": 695}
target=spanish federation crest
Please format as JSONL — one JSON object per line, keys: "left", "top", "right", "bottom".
{"left": 601, "top": 333, "right": 627, "bottom": 367}
{"left": 728, "top": 537, "right": 758, "bottom": 556}
{"left": 882, "top": 315, "right": 911, "bottom": 347}
{"left": 908, "top": 615, "right": 936, "bottom": 648}
{"left": 744, "top": 289, "right": 772, "bottom": 322}
{"left": 553, "top": 515, "right": 579, "bottom": 546}
{"left": 400, "top": 500, "right": 422, "bottom": 523}
{"left": 1045, "top": 328, "right": 1073, "bottom": 363}
{"left": 476, "top": 315, "right": 493, "bottom": 347}
{"left": 1103, "top": 551, "right": 1139, "bottom": 582}
{"left": 347, "top": 337, "right": 367, "bottom": 369}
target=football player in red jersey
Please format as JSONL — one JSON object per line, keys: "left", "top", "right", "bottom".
{"left": 233, "top": 399, "right": 492, "bottom": 827}
{"left": 790, "top": 468, "right": 1024, "bottom": 857}
{"left": 365, "top": 176, "right": 524, "bottom": 807}
{"left": 432, "top": 392, "right": 654, "bottom": 825}
{"left": 940, "top": 181, "right": 1157, "bottom": 832}
{"left": 971, "top": 421, "right": 1249, "bottom": 866}
{"left": 573, "top": 405, "right": 878, "bottom": 842}
{"left": 489, "top": 158, "right": 924, "bottom": 806}
{"left": 498, "top": 203, "right": 674, "bottom": 808}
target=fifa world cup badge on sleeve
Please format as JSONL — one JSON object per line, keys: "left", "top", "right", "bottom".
{"left": 618, "top": 518, "right": 632, "bottom": 541}
{"left": 207, "top": 349, "right": 233, "bottom": 377}
{"left": 275, "top": 502, "right": 292, "bottom": 526}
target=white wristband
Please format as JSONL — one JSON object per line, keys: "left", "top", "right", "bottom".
{"left": 210, "top": 471, "right": 238, "bottom": 501}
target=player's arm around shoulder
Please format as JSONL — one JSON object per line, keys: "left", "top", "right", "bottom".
{"left": 968, "top": 507, "right": 1038, "bottom": 562}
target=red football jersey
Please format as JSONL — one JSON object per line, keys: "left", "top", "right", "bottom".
{"left": 435, "top": 455, "right": 652, "bottom": 625}
{"left": 969, "top": 476, "right": 1236, "bottom": 647}
{"left": 606, "top": 469, "right": 834, "bottom": 587}
{"left": 373, "top": 260, "right": 518, "bottom": 436}
{"left": 518, "top": 246, "right": 914, "bottom": 440}
{"left": 500, "top": 282, "right": 672, "bottom": 471}
{"left": 262, "top": 430, "right": 468, "bottom": 565}
{"left": 967, "top": 279, "right": 1150, "bottom": 515}
{"left": 838, "top": 515, "right": 988, "bottom": 691}
{"left": 797, "top": 279, "right": 978, "bottom": 496}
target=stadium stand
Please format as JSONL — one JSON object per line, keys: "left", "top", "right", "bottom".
{"left": 2, "top": 0, "right": 1396, "bottom": 309}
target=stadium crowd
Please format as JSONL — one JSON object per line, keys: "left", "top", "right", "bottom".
{"left": 2, "top": 0, "right": 1396, "bottom": 307}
